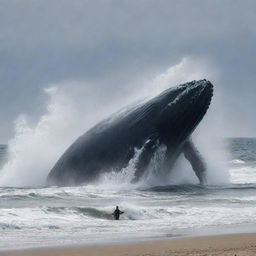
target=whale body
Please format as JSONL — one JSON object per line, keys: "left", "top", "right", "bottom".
{"left": 47, "top": 80, "right": 213, "bottom": 186}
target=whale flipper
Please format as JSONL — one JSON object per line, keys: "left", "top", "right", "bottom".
{"left": 132, "top": 137, "right": 159, "bottom": 182}
{"left": 183, "top": 139, "right": 207, "bottom": 185}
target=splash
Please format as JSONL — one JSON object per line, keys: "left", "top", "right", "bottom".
{"left": 0, "top": 57, "right": 228, "bottom": 187}
{"left": 0, "top": 87, "right": 83, "bottom": 186}
{"left": 94, "top": 147, "right": 144, "bottom": 190}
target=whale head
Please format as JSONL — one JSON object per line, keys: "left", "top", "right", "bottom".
{"left": 155, "top": 79, "right": 213, "bottom": 145}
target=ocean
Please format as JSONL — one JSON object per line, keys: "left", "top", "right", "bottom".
{"left": 0, "top": 138, "right": 256, "bottom": 250}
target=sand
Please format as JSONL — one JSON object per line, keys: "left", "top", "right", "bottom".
{"left": 1, "top": 233, "right": 256, "bottom": 256}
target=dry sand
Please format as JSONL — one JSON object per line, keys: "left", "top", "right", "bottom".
{"left": 1, "top": 233, "right": 256, "bottom": 256}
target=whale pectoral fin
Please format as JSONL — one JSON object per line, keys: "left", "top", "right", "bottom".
{"left": 132, "top": 138, "right": 159, "bottom": 183}
{"left": 182, "top": 139, "right": 207, "bottom": 185}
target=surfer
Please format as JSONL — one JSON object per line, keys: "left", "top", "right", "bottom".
{"left": 112, "top": 206, "right": 124, "bottom": 220}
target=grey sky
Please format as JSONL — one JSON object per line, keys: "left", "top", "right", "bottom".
{"left": 0, "top": 0, "right": 256, "bottom": 142}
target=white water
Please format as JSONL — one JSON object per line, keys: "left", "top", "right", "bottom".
{"left": 0, "top": 138, "right": 256, "bottom": 249}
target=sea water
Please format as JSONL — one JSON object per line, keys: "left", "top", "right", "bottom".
{"left": 0, "top": 138, "right": 256, "bottom": 250}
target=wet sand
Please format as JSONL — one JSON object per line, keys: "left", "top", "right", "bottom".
{"left": 1, "top": 233, "right": 256, "bottom": 256}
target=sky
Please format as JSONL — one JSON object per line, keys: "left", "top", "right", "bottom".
{"left": 0, "top": 0, "right": 256, "bottom": 143}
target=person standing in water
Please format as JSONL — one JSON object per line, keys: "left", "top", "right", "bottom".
{"left": 112, "top": 206, "right": 124, "bottom": 220}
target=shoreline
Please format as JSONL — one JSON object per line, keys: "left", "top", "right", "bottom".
{"left": 1, "top": 233, "right": 256, "bottom": 256}
{"left": 1, "top": 222, "right": 256, "bottom": 252}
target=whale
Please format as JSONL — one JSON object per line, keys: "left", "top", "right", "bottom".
{"left": 47, "top": 79, "right": 213, "bottom": 186}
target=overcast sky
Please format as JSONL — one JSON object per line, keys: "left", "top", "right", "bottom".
{"left": 0, "top": 0, "right": 255, "bottom": 143}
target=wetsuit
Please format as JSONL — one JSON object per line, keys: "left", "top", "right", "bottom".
{"left": 113, "top": 209, "right": 124, "bottom": 220}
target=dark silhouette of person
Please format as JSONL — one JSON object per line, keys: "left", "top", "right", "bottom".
{"left": 112, "top": 206, "right": 124, "bottom": 220}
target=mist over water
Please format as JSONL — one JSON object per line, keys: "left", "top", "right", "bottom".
{"left": 0, "top": 58, "right": 228, "bottom": 187}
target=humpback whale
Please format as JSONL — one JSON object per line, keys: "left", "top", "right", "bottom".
{"left": 47, "top": 79, "right": 213, "bottom": 186}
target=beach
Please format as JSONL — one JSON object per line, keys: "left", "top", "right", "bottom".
{"left": 1, "top": 233, "right": 256, "bottom": 256}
